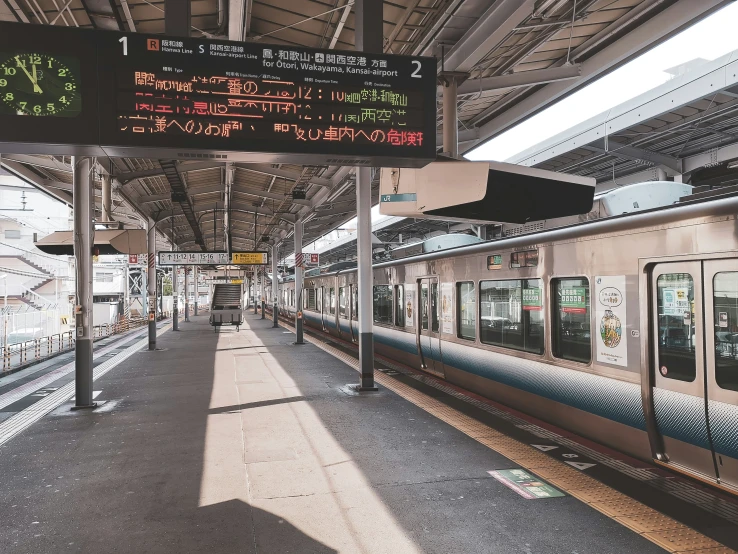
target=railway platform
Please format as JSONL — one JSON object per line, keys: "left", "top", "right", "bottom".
{"left": 1, "top": 313, "right": 737, "bottom": 553}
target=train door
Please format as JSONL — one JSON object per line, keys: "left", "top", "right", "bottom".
{"left": 650, "top": 261, "right": 718, "bottom": 483}
{"left": 338, "top": 286, "right": 349, "bottom": 339}
{"left": 349, "top": 284, "right": 357, "bottom": 342}
{"left": 318, "top": 286, "right": 325, "bottom": 331}
{"left": 417, "top": 277, "right": 444, "bottom": 378}
{"left": 703, "top": 260, "right": 738, "bottom": 490}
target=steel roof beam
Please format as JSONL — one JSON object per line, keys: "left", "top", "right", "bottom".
{"left": 159, "top": 159, "right": 206, "bottom": 250}
{"left": 462, "top": 0, "right": 732, "bottom": 154}
{"left": 440, "top": 0, "right": 534, "bottom": 73}
{"left": 2, "top": 0, "right": 30, "bottom": 22}
{"left": 0, "top": 160, "right": 73, "bottom": 205}
{"left": 235, "top": 163, "right": 332, "bottom": 187}
{"left": 683, "top": 140, "right": 738, "bottom": 173}
{"left": 117, "top": 160, "right": 224, "bottom": 184}
{"left": 583, "top": 138, "right": 682, "bottom": 173}
{"left": 454, "top": 64, "right": 582, "bottom": 96}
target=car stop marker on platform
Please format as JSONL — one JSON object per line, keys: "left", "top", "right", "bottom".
{"left": 488, "top": 469, "right": 565, "bottom": 499}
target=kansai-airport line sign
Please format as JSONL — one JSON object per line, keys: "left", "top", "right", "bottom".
{"left": 158, "top": 251, "right": 268, "bottom": 265}
{"left": 0, "top": 22, "right": 436, "bottom": 167}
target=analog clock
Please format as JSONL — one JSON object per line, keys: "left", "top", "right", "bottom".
{"left": 0, "top": 53, "right": 80, "bottom": 117}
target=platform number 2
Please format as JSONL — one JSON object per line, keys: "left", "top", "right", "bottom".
{"left": 411, "top": 60, "right": 421, "bottom": 78}
{"left": 119, "top": 36, "right": 128, "bottom": 56}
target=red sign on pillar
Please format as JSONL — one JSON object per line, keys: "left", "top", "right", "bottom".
{"left": 129, "top": 254, "right": 138, "bottom": 264}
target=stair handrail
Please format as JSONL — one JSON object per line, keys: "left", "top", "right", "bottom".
{"left": 19, "top": 284, "right": 56, "bottom": 309}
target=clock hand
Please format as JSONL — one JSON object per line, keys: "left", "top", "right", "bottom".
{"left": 14, "top": 57, "right": 42, "bottom": 94}
{"left": 31, "top": 63, "right": 42, "bottom": 94}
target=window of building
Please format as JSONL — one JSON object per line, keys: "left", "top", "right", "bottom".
{"left": 457, "top": 282, "right": 476, "bottom": 340}
{"left": 395, "top": 285, "right": 405, "bottom": 327}
{"left": 339, "top": 287, "right": 348, "bottom": 318}
{"left": 373, "top": 285, "right": 393, "bottom": 324}
{"left": 329, "top": 288, "right": 335, "bottom": 315}
{"left": 95, "top": 272, "right": 114, "bottom": 283}
{"left": 552, "top": 277, "right": 591, "bottom": 363}
{"left": 479, "top": 279, "right": 543, "bottom": 354}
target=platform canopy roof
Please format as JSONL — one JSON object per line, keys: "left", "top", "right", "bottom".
{"left": 509, "top": 49, "right": 738, "bottom": 191}
{"left": 0, "top": 0, "right": 731, "bottom": 257}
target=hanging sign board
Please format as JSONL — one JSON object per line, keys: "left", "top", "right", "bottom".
{"left": 159, "top": 252, "right": 230, "bottom": 265}
{"left": 0, "top": 22, "right": 436, "bottom": 167}
{"left": 158, "top": 251, "right": 268, "bottom": 265}
{"left": 231, "top": 252, "right": 269, "bottom": 265}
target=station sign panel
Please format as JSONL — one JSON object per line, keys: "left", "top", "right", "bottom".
{"left": 158, "top": 251, "right": 269, "bottom": 265}
{"left": 208, "top": 278, "right": 244, "bottom": 284}
{"left": 231, "top": 252, "right": 268, "bottom": 265}
{"left": 0, "top": 22, "right": 436, "bottom": 167}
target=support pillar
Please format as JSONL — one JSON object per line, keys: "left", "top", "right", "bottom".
{"left": 260, "top": 268, "right": 265, "bottom": 319}
{"left": 254, "top": 271, "right": 258, "bottom": 314}
{"left": 272, "top": 244, "right": 279, "bottom": 328}
{"left": 194, "top": 266, "right": 198, "bottom": 315}
{"left": 354, "top": 0, "right": 380, "bottom": 389}
{"left": 355, "top": 167, "right": 376, "bottom": 389}
{"left": 172, "top": 265, "right": 179, "bottom": 330}
{"left": 73, "top": 156, "right": 95, "bottom": 408}
{"left": 294, "top": 219, "right": 304, "bottom": 344}
{"left": 164, "top": 0, "right": 190, "bottom": 36}
{"left": 184, "top": 267, "right": 190, "bottom": 322}
{"left": 147, "top": 217, "right": 157, "bottom": 349}
{"left": 442, "top": 75, "right": 459, "bottom": 158}
{"left": 101, "top": 173, "right": 112, "bottom": 222}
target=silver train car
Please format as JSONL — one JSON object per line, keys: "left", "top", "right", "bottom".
{"left": 271, "top": 193, "right": 738, "bottom": 495}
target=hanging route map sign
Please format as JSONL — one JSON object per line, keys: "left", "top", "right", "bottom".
{"left": 0, "top": 22, "right": 436, "bottom": 167}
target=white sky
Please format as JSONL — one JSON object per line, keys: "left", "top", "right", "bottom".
{"left": 466, "top": 2, "right": 738, "bottom": 162}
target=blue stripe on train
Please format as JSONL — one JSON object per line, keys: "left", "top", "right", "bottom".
{"left": 302, "top": 312, "right": 738, "bottom": 460}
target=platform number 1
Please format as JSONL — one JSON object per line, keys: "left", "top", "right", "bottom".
{"left": 119, "top": 36, "right": 128, "bottom": 56}
{"left": 411, "top": 60, "right": 421, "bottom": 78}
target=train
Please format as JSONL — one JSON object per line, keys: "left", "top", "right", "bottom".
{"left": 268, "top": 183, "right": 738, "bottom": 495}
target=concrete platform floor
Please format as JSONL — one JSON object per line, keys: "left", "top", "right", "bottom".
{"left": 0, "top": 314, "right": 705, "bottom": 553}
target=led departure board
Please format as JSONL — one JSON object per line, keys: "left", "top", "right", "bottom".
{"left": 97, "top": 33, "right": 435, "bottom": 165}
{"left": 0, "top": 22, "right": 436, "bottom": 167}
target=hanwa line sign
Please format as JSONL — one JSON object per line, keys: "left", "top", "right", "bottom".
{"left": 158, "top": 251, "right": 268, "bottom": 265}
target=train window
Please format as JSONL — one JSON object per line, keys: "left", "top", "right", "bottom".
{"left": 395, "top": 285, "right": 405, "bottom": 327}
{"left": 655, "top": 273, "right": 695, "bottom": 382}
{"left": 305, "top": 288, "right": 316, "bottom": 311}
{"left": 329, "top": 288, "right": 335, "bottom": 315}
{"left": 431, "top": 282, "right": 440, "bottom": 332}
{"left": 317, "top": 287, "right": 323, "bottom": 313}
{"left": 713, "top": 272, "right": 738, "bottom": 391}
{"left": 479, "top": 279, "right": 543, "bottom": 354}
{"left": 421, "top": 282, "right": 429, "bottom": 330}
{"left": 373, "top": 285, "right": 393, "bottom": 325}
{"left": 339, "top": 287, "right": 348, "bottom": 318}
{"left": 457, "top": 282, "right": 476, "bottom": 341}
{"left": 552, "top": 278, "right": 591, "bottom": 363}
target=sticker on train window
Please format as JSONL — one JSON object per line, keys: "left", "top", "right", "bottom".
{"left": 511, "top": 250, "right": 538, "bottom": 268}
{"left": 487, "top": 254, "right": 503, "bottom": 270}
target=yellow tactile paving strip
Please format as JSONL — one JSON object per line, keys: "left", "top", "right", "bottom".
{"left": 281, "top": 322, "right": 737, "bottom": 554}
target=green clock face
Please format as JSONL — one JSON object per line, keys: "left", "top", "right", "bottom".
{"left": 0, "top": 53, "right": 81, "bottom": 117}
